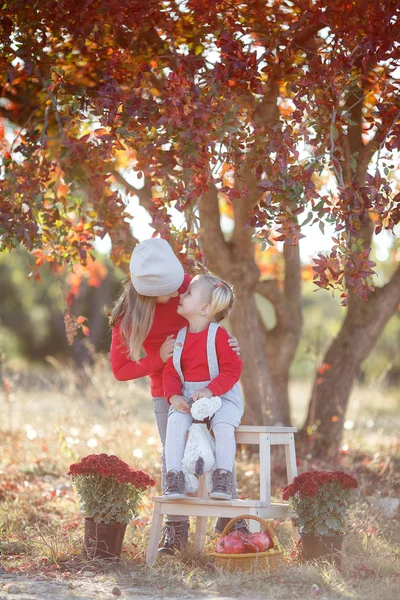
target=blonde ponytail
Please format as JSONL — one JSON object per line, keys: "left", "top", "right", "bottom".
{"left": 107, "top": 280, "right": 157, "bottom": 361}
{"left": 195, "top": 274, "right": 234, "bottom": 322}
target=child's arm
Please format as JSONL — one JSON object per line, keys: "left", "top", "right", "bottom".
{"left": 110, "top": 325, "right": 166, "bottom": 380}
{"left": 198, "top": 327, "right": 242, "bottom": 398}
{"left": 163, "top": 357, "right": 185, "bottom": 404}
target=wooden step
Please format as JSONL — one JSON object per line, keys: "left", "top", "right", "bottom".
{"left": 152, "top": 497, "right": 295, "bottom": 518}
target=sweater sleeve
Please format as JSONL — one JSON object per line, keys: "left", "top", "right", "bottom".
{"left": 207, "top": 327, "right": 243, "bottom": 396}
{"left": 110, "top": 325, "right": 164, "bottom": 381}
{"left": 162, "top": 357, "right": 183, "bottom": 402}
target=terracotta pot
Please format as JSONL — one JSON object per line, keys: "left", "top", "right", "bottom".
{"left": 84, "top": 518, "right": 127, "bottom": 559}
{"left": 301, "top": 533, "right": 344, "bottom": 567}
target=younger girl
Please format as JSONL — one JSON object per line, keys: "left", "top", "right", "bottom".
{"left": 163, "top": 275, "right": 244, "bottom": 500}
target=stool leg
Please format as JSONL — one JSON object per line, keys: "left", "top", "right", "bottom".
{"left": 193, "top": 474, "right": 207, "bottom": 552}
{"left": 193, "top": 516, "right": 207, "bottom": 552}
{"left": 146, "top": 503, "right": 163, "bottom": 565}
{"left": 248, "top": 507, "right": 261, "bottom": 532}
{"left": 284, "top": 434, "right": 297, "bottom": 484}
{"left": 259, "top": 433, "right": 271, "bottom": 505}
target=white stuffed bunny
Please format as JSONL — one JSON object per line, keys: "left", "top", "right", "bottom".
{"left": 181, "top": 396, "right": 222, "bottom": 493}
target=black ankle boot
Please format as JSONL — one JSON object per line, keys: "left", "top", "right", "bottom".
{"left": 158, "top": 520, "right": 189, "bottom": 556}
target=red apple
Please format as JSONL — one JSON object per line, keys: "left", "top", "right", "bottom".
{"left": 243, "top": 531, "right": 274, "bottom": 553}
{"left": 216, "top": 531, "right": 246, "bottom": 554}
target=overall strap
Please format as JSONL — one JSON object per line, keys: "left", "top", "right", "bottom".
{"left": 206, "top": 322, "right": 220, "bottom": 380}
{"left": 172, "top": 326, "right": 188, "bottom": 384}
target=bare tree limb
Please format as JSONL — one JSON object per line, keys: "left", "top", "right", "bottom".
{"left": 199, "top": 179, "right": 231, "bottom": 272}
{"left": 255, "top": 279, "right": 286, "bottom": 327}
{"left": 283, "top": 242, "right": 302, "bottom": 328}
{"left": 111, "top": 170, "right": 153, "bottom": 212}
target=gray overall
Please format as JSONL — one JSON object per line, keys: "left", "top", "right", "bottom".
{"left": 165, "top": 323, "right": 243, "bottom": 498}
{"left": 169, "top": 322, "right": 244, "bottom": 428}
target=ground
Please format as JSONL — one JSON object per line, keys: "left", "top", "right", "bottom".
{"left": 0, "top": 354, "right": 399, "bottom": 599}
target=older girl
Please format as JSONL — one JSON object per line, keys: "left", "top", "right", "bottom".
{"left": 109, "top": 238, "right": 247, "bottom": 555}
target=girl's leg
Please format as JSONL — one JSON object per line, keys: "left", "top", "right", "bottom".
{"left": 212, "top": 422, "right": 246, "bottom": 531}
{"left": 152, "top": 397, "right": 188, "bottom": 523}
{"left": 165, "top": 410, "right": 192, "bottom": 471}
{"left": 212, "top": 422, "right": 236, "bottom": 471}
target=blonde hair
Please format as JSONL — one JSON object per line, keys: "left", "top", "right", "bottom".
{"left": 194, "top": 274, "right": 235, "bottom": 322}
{"left": 107, "top": 280, "right": 157, "bottom": 361}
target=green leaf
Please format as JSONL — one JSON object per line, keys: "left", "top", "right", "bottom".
{"left": 325, "top": 516, "right": 341, "bottom": 531}
{"left": 300, "top": 212, "right": 313, "bottom": 227}
{"left": 316, "top": 523, "right": 329, "bottom": 535}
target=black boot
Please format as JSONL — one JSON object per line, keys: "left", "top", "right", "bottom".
{"left": 158, "top": 520, "right": 189, "bottom": 556}
{"left": 215, "top": 517, "right": 250, "bottom": 536}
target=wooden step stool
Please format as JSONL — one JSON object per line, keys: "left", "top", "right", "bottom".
{"left": 146, "top": 425, "right": 297, "bottom": 565}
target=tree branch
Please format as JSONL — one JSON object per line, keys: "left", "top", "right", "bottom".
{"left": 111, "top": 170, "right": 153, "bottom": 212}
{"left": 377, "top": 264, "right": 400, "bottom": 308}
{"left": 255, "top": 279, "right": 286, "bottom": 327}
{"left": 199, "top": 179, "right": 231, "bottom": 272}
{"left": 283, "top": 242, "right": 302, "bottom": 329}
{"left": 355, "top": 107, "right": 400, "bottom": 182}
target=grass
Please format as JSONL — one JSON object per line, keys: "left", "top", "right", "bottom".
{"left": 0, "top": 354, "right": 399, "bottom": 599}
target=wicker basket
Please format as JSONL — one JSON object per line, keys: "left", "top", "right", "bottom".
{"left": 214, "top": 515, "right": 284, "bottom": 572}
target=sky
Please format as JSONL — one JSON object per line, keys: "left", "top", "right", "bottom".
{"left": 94, "top": 170, "right": 396, "bottom": 265}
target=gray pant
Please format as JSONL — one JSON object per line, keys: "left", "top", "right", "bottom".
{"left": 153, "top": 396, "right": 238, "bottom": 523}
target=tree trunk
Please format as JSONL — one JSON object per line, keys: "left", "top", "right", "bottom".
{"left": 199, "top": 183, "right": 302, "bottom": 427}
{"left": 229, "top": 288, "right": 282, "bottom": 425}
{"left": 302, "top": 266, "right": 400, "bottom": 456}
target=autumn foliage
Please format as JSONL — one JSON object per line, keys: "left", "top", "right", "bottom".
{"left": 1, "top": 1, "right": 400, "bottom": 448}
{"left": 0, "top": 0, "right": 399, "bottom": 297}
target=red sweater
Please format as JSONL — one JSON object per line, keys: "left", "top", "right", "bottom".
{"left": 163, "top": 324, "right": 243, "bottom": 401}
{"left": 110, "top": 274, "right": 191, "bottom": 398}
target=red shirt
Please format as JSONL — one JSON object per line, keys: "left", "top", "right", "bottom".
{"left": 110, "top": 274, "right": 191, "bottom": 398}
{"left": 162, "top": 324, "right": 243, "bottom": 401}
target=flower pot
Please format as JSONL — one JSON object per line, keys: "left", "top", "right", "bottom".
{"left": 84, "top": 518, "right": 127, "bottom": 559}
{"left": 301, "top": 533, "right": 344, "bottom": 567}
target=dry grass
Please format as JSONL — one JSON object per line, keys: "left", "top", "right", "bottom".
{"left": 0, "top": 354, "right": 399, "bottom": 599}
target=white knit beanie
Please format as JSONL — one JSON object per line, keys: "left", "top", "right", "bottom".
{"left": 129, "top": 238, "right": 184, "bottom": 297}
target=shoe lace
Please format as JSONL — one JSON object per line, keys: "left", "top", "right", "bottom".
{"left": 165, "top": 470, "right": 182, "bottom": 491}
{"left": 213, "top": 470, "right": 230, "bottom": 491}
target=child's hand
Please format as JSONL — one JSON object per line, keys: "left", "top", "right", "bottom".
{"left": 170, "top": 395, "right": 191, "bottom": 413}
{"left": 228, "top": 335, "right": 240, "bottom": 356}
{"left": 191, "top": 388, "right": 213, "bottom": 402}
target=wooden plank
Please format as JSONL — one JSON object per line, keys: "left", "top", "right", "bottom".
{"left": 270, "top": 434, "right": 295, "bottom": 445}
{"left": 151, "top": 500, "right": 295, "bottom": 520}
{"left": 236, "top": 426, "right": 297, "bottom": 433}
{"left": 154, "top": 496, "right": 268, "bottom": 507}
{"left": 235, "top": 432, "right": 260, "bottom": 444}
{"left": 236, "top": 430, "right": 297, "bottom": 444}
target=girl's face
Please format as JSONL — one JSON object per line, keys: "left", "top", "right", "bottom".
{"left": 177, "top": 279, "right": 211, "bottom": 318}
{"left": 156, "top": 290, "right": 179, "bottom": 304}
